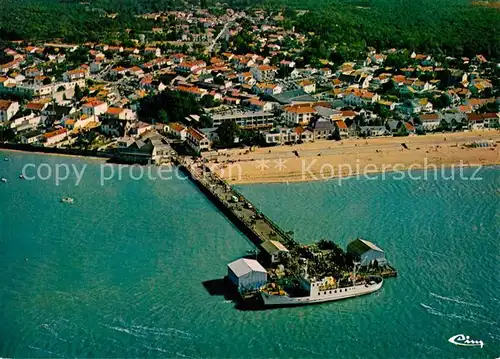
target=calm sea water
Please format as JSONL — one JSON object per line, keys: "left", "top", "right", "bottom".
{"left": 0, "top": 150, "right": 499, "bottom": 359}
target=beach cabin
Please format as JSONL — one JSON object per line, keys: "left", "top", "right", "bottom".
{"left": 347, "top": 238, "right": 387, "bottom": 267}
{"left": 227, "top": 258, "right": 267, "bottom": 293}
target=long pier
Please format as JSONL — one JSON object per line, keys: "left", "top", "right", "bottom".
{"left": 172, "top": 155, "right": 297, "bottom": 252}
{"left": 173, "top": 154, "right": 397, "bottom": 278}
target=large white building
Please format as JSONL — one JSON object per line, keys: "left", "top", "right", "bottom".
{"left": 419, "top": 113, "right": 441, "bottom": 131}
{"left": 227, "top": 258, "right": 267, "bottom": 292}
{"left": 10, "top": 79, "right": 85, "bottom": 98}
{"left": 282, "top": 104, "right": 316, "bottom": 126}
{"left": 211, "top": 110, "right": 274, "bottom": 129}
{"left": 250, "top": 65, "right": 277, "bottom": 82}
{"left": 186, "top": 128, "right": 211, "bottom": 153}
{"left": 264, "top": 127, "right": 314, "bottom": 145}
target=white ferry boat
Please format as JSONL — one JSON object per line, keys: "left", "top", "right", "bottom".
{"left": 260, "top": 263, "right": 383, "bottom": 306}
{"left": 261, "top": 276, "right": 383, "bottom": 306}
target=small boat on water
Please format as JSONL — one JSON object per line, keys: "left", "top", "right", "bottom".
{"left": 1, "top": 177, "right": 7, "bottom": 183}
{"left": 61, "top": 197, "right": 74, "bottom": 204}
{"left": 19, "top": 174, "right": 25, "bottom": 179}
{"left": 4, "top": 157, "right": 9, "bottom": 161}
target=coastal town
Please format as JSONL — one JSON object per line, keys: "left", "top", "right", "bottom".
{"left": 0, "top": 5, "right": 498, "bottom": 174}
{"left": 1, "top": 0, "right": 500, "bottom": 357}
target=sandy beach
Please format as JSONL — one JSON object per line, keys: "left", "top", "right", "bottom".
{"left": 204, "top": 131, "right": 500, "bottom": 184}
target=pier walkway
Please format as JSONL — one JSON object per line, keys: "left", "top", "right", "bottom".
{"left": 173, "top": 155, "right": 296, "bottom": 251}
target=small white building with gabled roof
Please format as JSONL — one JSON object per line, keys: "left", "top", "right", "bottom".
{"left": 346, "top": 238, "right": 387, "bottom": 267}
{"left": 227, "top": 258, "right": 267, "bottom": 292}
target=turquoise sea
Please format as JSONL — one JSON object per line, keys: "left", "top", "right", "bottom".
{"left": 0, "top": 150, "right": 499, "bottom": 359}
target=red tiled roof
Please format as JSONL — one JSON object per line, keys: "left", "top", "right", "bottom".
{"left": 0, "top": 99, "right": 15, "bottom": 110}
{"left": 284, "top": 104, "right": 316, "bottom": 114}
{"left": 43, "top": 128, "right": 67, "bottom": 139}
{"left": 467, "top": 113, "right": 484, "bottom": 122}
{"left": 26, "top": 102, "right": 46, "bottom": 111}
{"left": 405, "top": 122, "right": 415, "bottom": 131}
{"left": 188, "top": 128, "right": 206, "bottom": 142}
{"left": 341, "top": 110, "right": 356, "bottom": 117}
{"left": 106, "top": 107, "right": 124, "bottom": 115}
{"left": 335, "top": 120, "right": 348, "bottom": 129}
{"left": 257, "top": 65, "right": 276, "bottom": 71}
{"left": 170, "top": 123, "right": 185, "bottom": 132}
{"left": 83, "top": 100, "right": 105, "bottom": 108}
{"left": 481, "top": 113, "right": 499, "bottom": 120}
{"left": 420, "top": 114, "right": 440, "bottom": 121}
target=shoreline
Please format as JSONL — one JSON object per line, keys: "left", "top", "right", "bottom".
{"left": 0, "top": 148, "right": 108, "bottom": 161}
{"left": 0, "top": 141, "right": 114, "bottom": 162}
{"left": 229, "top": 163, "right": 499, "bottom": 185}
{"left": 2, "top": 131, "right": 499, "bottom": 184}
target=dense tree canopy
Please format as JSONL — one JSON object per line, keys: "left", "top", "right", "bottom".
{"left": 0, "top": 0, "right": 498, "bottom": 60}
{"left": 138, "top": 90, "right": 201, "bottom": 124}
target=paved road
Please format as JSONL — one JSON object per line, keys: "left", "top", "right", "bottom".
{"left": 207, "top": 18, "right": 235, "bottom": 53}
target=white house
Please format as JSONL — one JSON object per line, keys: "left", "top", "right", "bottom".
{"left": 176, "top": 61, "right": 206, "bottom": 74}
{"left": 42, "top": 128, "right": 68, "bottom": 146}
{"left": 0, "top": 100, "right": 20, "bottom": 122}
{"left": 20, "top": 130, "right": 43, "bottom": 144}
{"left": 377, "top": 100, "right": 397, "bottom": 111}
{"left": 334, "top": 120, "right": 349, "bottom": 138}
{"left": 264, "top": 128, "right": 299, "bottom": 145}
{"left": 283, "top": 104, "right": 316, "bottom": 126}
{"left": 144, "top": 47, "right": 161, "bottom": 57}
{"left": 250, "top": 65, "right": 277, "bottom": 82}
{"left": 297, "top": 79, "right": 316, "bottom": 94}
{"left": 110, "top": 66, "right": 128, "bottom": 77}
{"left": 467, "top": 113, "right": 486, "bottom": 130}
{"left": 482, "top": 113, "right": 499, "bottom": 128}
{"left": 186, "top": 127, "right": 211, "bottom": 153}
{"left": 82, "top": 100, "right": 108, "bottom": 117}
{"left": 105, "top": 107, "right": 137, "bottom": 121}
{"left": 247, "top": 98, "right": 274, "bottom": 112}
{"left": 343, "top": 91, "right": 379, "bottom": 107}
{"left": 419, "top": 113, "right": 441, "bottom": 131}
{"left": 255, "top": 82, "right": 282, "bottom": 96}
{"left": 227, "top": 258, "right": 267, "bottom": 293}
{"left": 63, "top": 68, "right": 87, "bottom": 82}
{"left": 167, "top": 123, "right": 187, "bottom": 140}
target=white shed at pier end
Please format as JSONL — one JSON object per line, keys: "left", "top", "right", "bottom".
{"left": 227, "top": 258, "right": 267, "bottom": 292}
{"left": 347, "top": 238, "right": 387, "bottom": 267}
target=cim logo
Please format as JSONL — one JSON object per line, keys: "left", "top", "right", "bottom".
{"left": 448, "top": 334, "right": 484, "bottom": 348}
